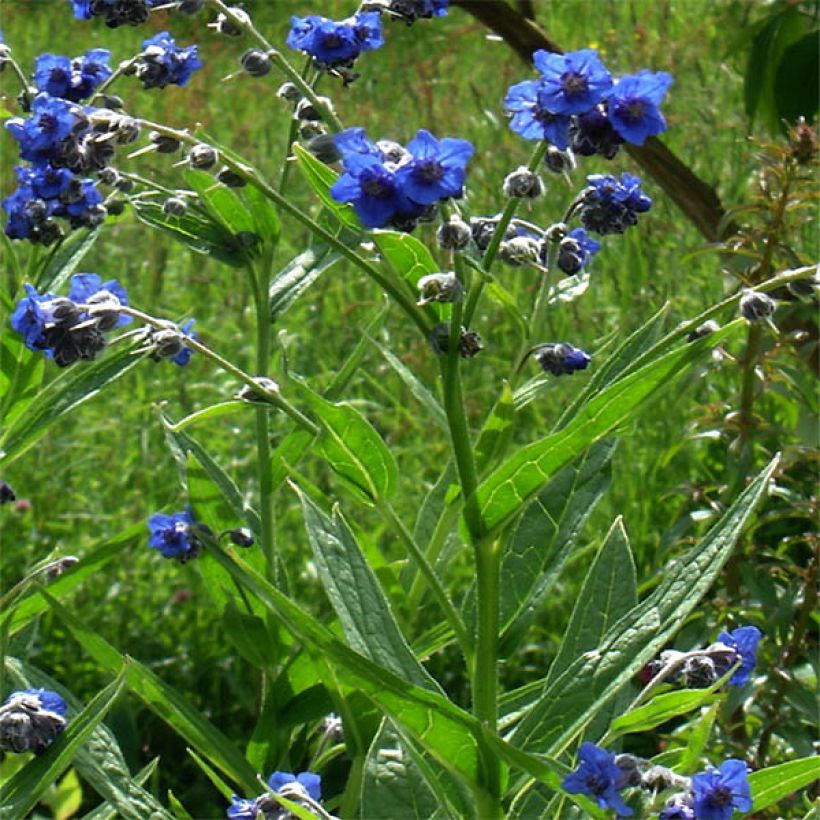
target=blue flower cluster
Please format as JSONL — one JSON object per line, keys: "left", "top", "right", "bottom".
{"left": 33, "top": 49, "right": 111, "bottom": 102}
{"left": 505, "top": 48, "right": 673, "bottom": 156}
{"left": 532, "top": 342, "right": 592, "bottom": 376}
{"left": 11, "top": 273, "right": 132, "bottom": 367}
{"left": 68, "top": 0, "right": 166, "bottom": 28}
{"left": 579, "top": 172, "right": 653, "bottom": 235}
{"left": 227, "top": 770, "right": 322, "bottom": 819}
{"left": 715, "top": 625, "right": 762, "bottom": 686}
{"left": 330, "top": 127, "right": 474, "bottom": 230}
{"left": 0, "top": 689, "right": 68, "bottom": 754}
{"left": 132, "top": 31, "right": 202, "bottom": 89}
{"left": 659, "top": 759, "right": 752, "bottom": 820}
{"left": 147, "top": 507, "right": 202, "bottom": 562}
{"left": 287, "top": 11, "right": 384, "bottom": 70}
{"left": 363, "top": 0, "right": 448, "bottom": 24}
{"left": 558, "top": 226, "right": 601, "bottom": 274}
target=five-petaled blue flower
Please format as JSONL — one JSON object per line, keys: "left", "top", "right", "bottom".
{"left": 33, "top": 49, "right": 112, "bottom": 102}
{"left": 287, "top": 12, "right": 383, "bottom": 68}
{"left": 717, "top": 625, "right": 762, "bottom": 686}
{"left": 691, "top": 759, "right": 752, "bottom": 820}
{"left": 580, "top": 172, "right": 652, "bottom": 235}
{"left": 504, "top": 80, "right": 572, "bottom": 147}
{"left": 227, "top": 770, "right": 322, "bottom": 819}
{"left": 608, "top": 70, "right": 673, "bottom": 145}
{"left": 147, "top": 507, "right": 201, "bottom": 561}
{"left": 6, "top": 94, "right": 77, "bottom": 163}
{"left": 331, "top": 153, "right": 410, "bottom": 228}
{"left": 136, "top": 32, "right": 202, "bottom": 89}
{"left": 562, "top": 741, "right": 633, "bottom": 816}
{"left": 396, "top": 129, "right": 474, "bottom": 204}
{"left": 533, "top": 49, "right": 613, "bottom": 115}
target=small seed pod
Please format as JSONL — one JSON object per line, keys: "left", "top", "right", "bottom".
{"left": 557, "top": 236, "right": 583, "bottom": 275}
{"left": 216, "top": 167, "right": 246, "bottom": 187}
{"left": 106, "top": 199, "right": 126, "bottom": 216}
{"left": 163, "top": 197, "right": 188, "bottom": 217}
{"left": 276, "top": 82, "right": 301, "bottom": 103}
{"left": 101, "top": 94, "right": 124, "bottom": 110}
{"left": 543, "top": 222, "right": 569, "bottom": 243}
{"left": 187, "top": 143, "right": 218, "bottom": 170}
{"left": 502, "top": 166, "right": 545, "bottom": 199}
{"left": 85, "top": 289, "right": 124, "bottom": 332}
{"left": 149, "top": 132, "right": 181, "bottom": 154}
{"left": 739, "top": 288, "right": 775, "bottom": 322}
{"left": 228, "top": 528, "right": 255, "bottom": 548}
{"left": 417, "top": 272, "right": 463, "bottom": 306}
{"left": 787, "top": 274, "right": 818, "bottom": 299}
{"left": 543, "top": 145, "right": 576, "bottom": 174}
{"left": 97, "top": 167, "right": 120, "bottom": 186}
{"left": 114, "top": 116, "right": 140, "bottom": 144}
{"left": 686, "top": 319, "right": 720, "bottom": 342}
{"left": 299, "top": 121, "right": 325, "bottom": 141}
{"left": 234, "top": 376, "right": 280, "bottom": 403}
{"left": 306, "top": 133, "right": 341, "bottom": 165}
{"left": 115, "top": 176, "right": 134, "bottom": 193}
{"left": 240, "top": 48, "right": 272, "bottom": 77}
{"left": 499, "top": 235, "right": 541, "bottom": 266}
{"left": 296, "top": 96, "right": 334, "bottom": 123}
{"left": 436, "top": 215, "right": 471, "bottom": 250}
{"left": 209, "top": 8, "right": 250, "bottom": 36}
{"left": 42, "top": 556, "right": 80, "bottom": 580}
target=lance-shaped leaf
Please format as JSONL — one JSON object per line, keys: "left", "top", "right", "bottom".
{"left": 473, "top": 322, "right": 741, "bottom": 539}
{"left": 292, "top": 381, "right": 397, "bottom": 502}
{"left": 608, "top": 689, "right": 719, "bottom": 739}
{"left": 0, "top": 339, "right": 147, "bottom": 465}
{"left": 36, "top": 227, "right": 101, "bottom": 293}
{"left": 292, "top": 142, "right": 361, "bottom": 230}
{"left": 747, "top": 757, "right": 820, "bottom": 814}
{"left": 298, "top": 490, "right": 440, "bottom": 692}
{"left": 509, "top": 456, "right": 778, "bottom": 755}
{"left": 0, "top": 665, "right": 127, "bottom": 818}
{"left": 269, "top": 246, "right": 343, "bottom": 323}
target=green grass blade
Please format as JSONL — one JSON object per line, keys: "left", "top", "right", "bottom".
{"left": 0, "top": 666, "right": 127, "bottom": 818}
{"left": 748, "top": 757, "right": 820, "bottom": 814}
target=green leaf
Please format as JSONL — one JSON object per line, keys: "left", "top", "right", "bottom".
{"left": 202, "top": 545, "right": 487, "bottom": 790}
{"left": 185, "top": 169, "right": 257, "bottom": 237}
{"left": 676, "top": 702, "right": 719, "bottom": 774}
{"left": 475, "top": 323, "right": 740, "bottom": 538}
{"left": 244, "top": 184, "right": 281, "bottom": 247}
{"left": 221, "top": 601, "right": 280, "bottom": 671}
{"left": 475, "top": 382, "right": 516, "bottom": 474}
{"left": 36, "top": 229, "right": 101, "bottom": 293}
{"left": 0, "top": 666, "right": 127, "bottom": 818}
{"left": 744, "top": 7, "right": 813, "bottom": 132}
{"left": 40, "top": 589, "right": 259, "bottom": 794}
{"left": 498, "top": 440, "right": 616, "bottom": 653}
{"left": 509, "top": 456, "right": 779, "bottom": 755}
{"left": 545, "top": 517, "right": 637, "bottom": 687}
{"left": 371, "top": 230, "right": 441, "bottom": 309}
{"left": 292, "top": 381, "right": 397, "bottom": 501}
{"left": 774, "top": 32, "right": 820, "bottom": 125}
{"left": 298, "top": 490, "right": 440, "bottom": 692}
{"left": 367, "top": 334, "right": 448, "bottom": 431}
{"left": 0, "top": 332, "right": 45, "bottom": 428}
{"left": 292, "top": 142, "right": 361, "bottom": 230}
{"left": 748, "top": 757, "right": 820, "bottom": 814}
{"left": 0, "top": 339, "right": 147, "bottom": 466}
{"left": 4, "top": 658, "right": 172, "bottom": 820}
{"left": 609, "top": 689, "right": 719, "bottom": 739}
{"left": 269, "top": 246, "right": 343, "bottom": 323}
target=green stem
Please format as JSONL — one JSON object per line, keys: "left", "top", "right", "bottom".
{"left": 376, "top": 499, "right": 472, "bottom": 660}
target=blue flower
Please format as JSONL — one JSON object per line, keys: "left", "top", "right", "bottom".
{"left": 533, "top": 49, "right": 613, "bottom": 115}
{"left": 67, "top": 0, "right": 165, "bottom": 27}
{"left": 0, "top": 688, "right": 68, "bottom": 753}
{"left": 351, "top": 11, "right": 384, "bottom": 52}
{"left": 287, "top": 15, "right": 366, "bottom": 68}
{"left": 34, "top": 50, "right": 112, "bottom": 102}
{"left": 569, "top": 104, "right": 624, "bottom": 159}
{"left": 68, "top": 273, "right": 132, "bottom": 328}
{"left": 225, "top": 796, "right": 257, "bottom": 820}
{"left": 52, "top": 179, "right": 105, "bottom": 224}
{"left": 335, "top": 127, "right": 383, "bottom": 164}
{"left": 691, "top": 759, "right": 752, "bottom": 820}
{"left": 331, "top": 153, "right": 410, "bottom": 228}
{"left": 562, "top": 742, "right": 632, "bottom": 815}
{"left": 533, "top": 342, "right": 592, "bottom": 376}
{"left": 504, "top": 79, "right": 572, "bottom": 147}
{"left": 580, "top": 172, "right": 652, "bottom": 235}
{"left": 659, "top": 794, "right": 696, "bottom": 820}
{"left": 147, "top": 507, "right": 201, "bottom": 562}
{"left": 557, "top": 227, "right": 601, "bottom": 275}
{"left": 18, "top": 164, "right": 73, "bottom": 200}
{"left": 716, "top": 625, "right": 762, "bottom": 686}
{"left": 10, "top": 284, "right": 65, "bottom": 352}
{"left": 608, "top": 70, "right": 673, "bottom": 145}
{"left": 396, "top": 129, "right": 474, "bottom": 205}
{"left": 136, "top": 32, "right": 202, "bottom": 88}
{"left": 6, "top": 94, "right": 77, "bottom": 163}
{"left": 171, "top": 319, "right": 197, "bottom": 366}
{"left": 268, "top": 770, "right": 322, "bottom": 801}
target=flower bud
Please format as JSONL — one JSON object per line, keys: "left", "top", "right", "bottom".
{"left": 276, "top": 82, "right": 301, "bottom": 103}
{"left": 299, "top": 121, "right": 325, "bottom": 141}
{"left": 216, "top": 167, "right": 246, "bottom": 188}
{"left": 306, "top": 133, "right": 341, "bottom": 164}
{"left": 228, "top": 528, "right": 255, "bottom": 548}
{"left": 544, "top": 145, "right": 576, "bottom": 174}
{"left": 502, "top": 166, "right": 545, "bottom": 199}
{"left": 209, "top": 8, "right": 250, "bottom": 36}
{"left": 436, "top": 216, "right": 471, "bottom": 250}
{"left": 499, "top": 235, "right": 541, "bottom": 266}
{"left": 101, "top": 94, "right": 124, "bottom": 110}
{"left": 149, "top": 132, "right": 181, "bottom": 154}
{"left": 417, "top": 272, "right": 463, "bottom": 306}
{"left": 97, "top": 167, "right": 120, "bottom": 186}
{"left": 296, "top": 96, "right": 334, "bottom": 123}
{"left": 187, "top": 144, "right": 218, "bottom": 170}
{"left": 114, "top": 116, "right": 140, "bottom": 145}
{"left": 42, "top": 556, "right": 80, "bottom": 580}
{"left": 0, "top": 690, "right": 67, "bottom": 754}
{"left": 0, "top": 481, "right": 16, "bottom": 504}
{"left": 85, "top": 289, "right": 124, "bottom": 332}
{"left": 234, "top": 377, "right": 280, "bottom": 403}
{"left": 429, "top": 323, "right": 483, "bottom": 358}
{"left": 739, "top": 289, "right": 775, "bottom": 322}
{"left": 163, "top": 197, "right": 188, "bottom": 217}
{"left": 178, "top": 0, "right": 204, "bottom": 14}
{"left": 240, "top": 49, "right": 272, "bottom": 77}
{"left": 532, "top": 342, "right": 591, "bottom": 376}
{"left": 686, "top": 319, "right": 720, "bottom": 342}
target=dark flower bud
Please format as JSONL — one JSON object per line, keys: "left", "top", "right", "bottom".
{"left": 532, "top": 342, "right": 591, "bottom": 376}
{"left": 544, "top": 145, "right": 576, "bottom": 174}
{"left": 114, "top": 117, "right": 140, "bottom": 144}
{"left": 436, "top": 216, "right": 471, "bottom": 250}
{"left": 557, "top": 236, "right": 583, "bottom": 275}
{"left": 81, "top": 204, "right": 108, "bottom": 229}
{"left": 499, "top": 236, "right": 541, "bottom": 266}
{"left": 163, "top": 197, "right": 188, "bottom": 216}
{"left": 787, "top": 274, "right": 818, "bottom": 299}
{"left": 107, "top": 199, "right": 126, "bottom": 216}
{"left": 682, "top": 655, "right": 718, "bottom": 689}
{"left": 614, "top": 754, "right": 643, "bottom": 788}
{"left": 42, "top": 556, "right": 80, "bottom": 580}
{"left": 178, "top": 0, "right": 204, "bottom": 14}
{"left": 85, "top": 136, "right": 116, "bottom": 170}
{"left": 216, "top": 167, "right": 246, "bottom": 187}
{"left": 149, "top": 132, "right": 181, "bottom": 154}
{"left": 0, "top": 690, "right": 67, "bottom": 754}
{"left": 276, "top": 82, "right": 301, "bottom": 103}
{"left": 296, "top": 96, "right": 334, "bottom": 123}
{"left": 148, "top": 321, "right": 186, "bottom": 360}
{"left": 50, "top": 297, "right": 83, "bottom": 324}
{"left": 209, "top": 8, "right": 250, "bottom": 37}
{"left": 686, "top": 319, "right": 720, "bottom": 342}
{"left": 59, "top": 177, "right": 84, "bottom": 205}
{"left": 187, "top": 143, "right": 218, "bottom": 170}
{"left": 101, "top": 94, "right": 125, "bottom": 110}
{"left": 240, "top": 49, "right": 272, "bottom": 77}
{"left": 470, "top": 216, "right": 517, "bottom": 252}
{"left": 228, "top": 528, "right": 255, "bottom": 548}
{"left": 502, "top": 166, "right": 545, "bottom": 199}
{"left": 234, "top": 376, "right": 280, "bottom": 403}
{"left": 85, "top": 289, "right": 124, "bottom": 331}
{"left": 739, "top": 289, "right": 775, "bottom": 322}
{"left": 0, "top": 481, "right": 16, "bottom": 504}
{"left": 640, "top": 765, "right": 690, "bottom": 792}
{"left": 299, "top": 121, "right": 325, "bottom": 141}
{"left": 428, "top": 323, "right": 483, "bottom": 358}
{"left": 306, "top": 133, "right": 341, "bottom": 164}
{"left": 417, "top": 272, "right": 463, "bottom": 306}
{"left": 376, "top": 139, "right": 410, "bottom": 166}
{"left": 98, "top": 167, "right": 120, "bottom": 186}
{"left": 31, "top": 219, "right": 64, "bottom": 247}
{"left": 115, "top": 176, "right": 134, "bottom": 193}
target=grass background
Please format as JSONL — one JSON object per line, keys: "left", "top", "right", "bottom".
{"left": 0, "top": 0, "right": 816, "bottom": 815}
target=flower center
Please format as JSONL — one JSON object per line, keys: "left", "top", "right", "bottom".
{"left": 321, "top": 33, "right": 342, "bottom": 49}
{"left": 620, "top": 99, "right": 646, "bottom": 123}
{"left": 561, "top": 71, "right": 589, "bottom": 98}
{"left": 585, "top": 773, "right": 607, "bottom": 795}
{"left": 415, "top": 159, "right": 444, "bottom": 182}
{"left": 709, "top": 786, "right": 733, "bottom": 806}
{"left": 362, "top": 173, "right": 391, "bottom": 197}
